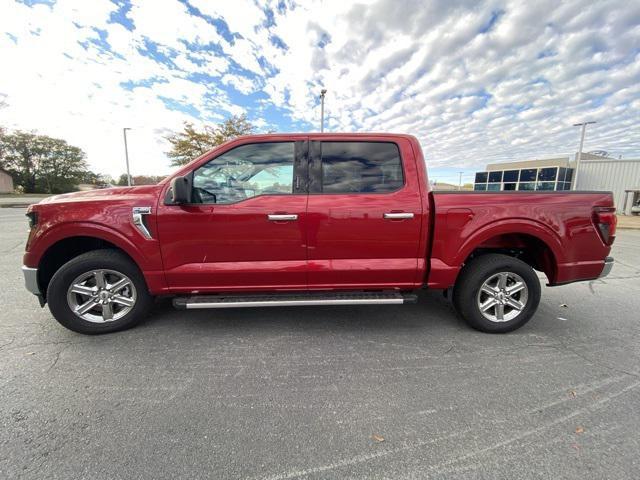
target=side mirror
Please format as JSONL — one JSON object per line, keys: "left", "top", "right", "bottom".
{"left": 170, "top": 175, "right": 192, "bottom": 204}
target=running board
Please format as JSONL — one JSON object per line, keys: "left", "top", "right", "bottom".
{"left": 173, "top": 291, "right": 417, "bottom": 310}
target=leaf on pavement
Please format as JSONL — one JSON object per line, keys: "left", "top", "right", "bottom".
{"left": 575, "top": 426, "right": 584, "bottom": 434}
{"left": 372, "top": 434, "right": 385, "bottom": 442}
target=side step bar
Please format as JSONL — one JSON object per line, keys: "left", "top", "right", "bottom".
{"left": 173, "top": 291, "right": 418, "bottom": 310}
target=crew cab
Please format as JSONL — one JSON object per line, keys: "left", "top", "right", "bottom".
{"left": 22, "top": 134, "right": 616, "bottom": 334}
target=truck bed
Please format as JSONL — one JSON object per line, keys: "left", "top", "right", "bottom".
{"left": 427, "top": 190, "right": 615, "bottom": 288}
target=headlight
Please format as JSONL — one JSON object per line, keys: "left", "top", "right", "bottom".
{"left": 26, "top": 211, "right": 38, "bottom": 229}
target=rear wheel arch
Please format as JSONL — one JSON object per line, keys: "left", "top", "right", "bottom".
{"left": 456, "top": 222, "right": 562, "bottom": 284}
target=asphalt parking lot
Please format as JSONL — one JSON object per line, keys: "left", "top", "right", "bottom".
{"left": 1, "top": 206, "right": 639, "bottom": 480}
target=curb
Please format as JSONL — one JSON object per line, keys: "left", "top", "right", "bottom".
{"left": 0, "top": 203, "right": 32, "bottom": 208}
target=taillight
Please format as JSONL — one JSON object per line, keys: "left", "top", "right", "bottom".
{"left": 592, "top": 206, "right": 616, "bottom": 246}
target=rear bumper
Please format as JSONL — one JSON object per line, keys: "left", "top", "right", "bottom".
{"left": 22, "top": 265, "right": 40, "bottom": 295}
{"left": 599, "top": 256, "right": 614, "bottom": 278}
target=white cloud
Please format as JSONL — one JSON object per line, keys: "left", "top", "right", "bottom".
{"left": 221, "top": 73, "right": 256, "bottom": 94}
{"left": 0, "top": 0, "right": 639, "bottom": 182}
{"left": 128, "top": 0, "right": 224, "bottom": 49}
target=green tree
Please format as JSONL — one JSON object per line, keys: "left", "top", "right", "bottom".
{"left": 0, "top": 131, "right": 88, "bottom": 193}
{"left": 165, "top": 114, "right": 255, "bottom": 166}
{"left": 132, "top": 175, "right": 166, "bottom": 185}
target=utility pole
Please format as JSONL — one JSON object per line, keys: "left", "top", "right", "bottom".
{"left": 123, "top": 127, "right": 132, "bottom": 186}
{"left": 320, "top": 89, "right": 327, "bottom": 132}
{"left": 572, "top": 121, "right": 595, "bottom": 190}
{"left": 458, "top": 171, "right": 463, "bottom": 190}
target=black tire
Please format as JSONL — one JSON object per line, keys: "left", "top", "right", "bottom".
{"left": 47, "top": 249, "right": 152, "bottom": 334}
{"left": 453, "top": 254, "right": 541, "bottom": 333}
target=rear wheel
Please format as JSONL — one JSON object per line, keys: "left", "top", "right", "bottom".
{"left": 453, "top": 254, "right": 541, "bottom": 333}
{"left": 47, "top": 250, "right": 152, "bottom": 334}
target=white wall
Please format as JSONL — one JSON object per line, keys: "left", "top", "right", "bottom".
{"left": 576, "top": 159, "right": 640, "bottom": 213}
{"left": 0, "top": 172, "right": 14, "bottom": 193}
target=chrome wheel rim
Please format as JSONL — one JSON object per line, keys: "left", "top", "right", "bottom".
{"left": 66, "top": 269, "right": 137, "bottom": 323}
{"left": 476, "top": 271, "right": 528, "bottom": 323}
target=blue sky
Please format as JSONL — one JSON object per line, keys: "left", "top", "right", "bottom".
{"left": 1, "top": 0, "right": 639, "bottom": 183}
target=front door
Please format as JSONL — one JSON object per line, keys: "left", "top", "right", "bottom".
{"left": 156, "top": 140, "right": 309, "bottom": 293}
{"left": 306, "top": 138, "right": 423, "bottom": 289}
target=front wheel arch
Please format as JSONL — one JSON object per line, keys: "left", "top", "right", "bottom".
{"left": 37, "top": 236, "right": 143, "bottom": 302}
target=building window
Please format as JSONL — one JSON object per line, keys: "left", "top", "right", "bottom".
{"left": 565, "top": 168, "right": 574, "bottom": 183}
{"left": 473, "top": 166, "right": 575, "bottom": 192}
{"left": 537, "top": 181, "right": 556, "bottom": 191}
{"left": 488, "top": 171, "right": 503, "bottom": 183}
{"left": 519, "top": 169, "right": 537, "bottom": 182}
{"left": 475, "top": 172, "right": 488, "bottom": 183}
{"left": 538, "top": 167, "right": 558, "bottom": 182}
{"left": 518, "top": 182, "right": 536, "bottom": 191}
{"left": 558, "top": 167, "right": 567, "bottom": 182}
{"left": 503, "top": 170, "right": 519, "bottom": 182}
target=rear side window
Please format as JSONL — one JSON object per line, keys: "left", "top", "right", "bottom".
{"left": 320, "top": 142, "right": 403, "bottom": 194}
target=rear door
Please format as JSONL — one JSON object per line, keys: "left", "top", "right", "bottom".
{"left": 306, "top": 138, "right": 423, "bottom": 289}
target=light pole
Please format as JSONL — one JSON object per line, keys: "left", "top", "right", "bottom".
{"left": 320, "top": 89, "right": 327, "bottom": 132}
{"left": 123, "top": 127, "right": 132, "bottom": 186}
{"left": 458, "top": 171, "right": 464, "bottom": 190}
{"left": 572, "top": 121, "right": 595, "bottom": 190}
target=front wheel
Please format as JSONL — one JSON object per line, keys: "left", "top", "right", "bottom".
{"left": 453, "top": 254, "right": 541, "bottom": 333}
{"left": 47, "top": 250, "right": 152, "bottom": 334}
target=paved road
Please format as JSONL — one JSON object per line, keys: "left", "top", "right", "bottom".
{"left": 1, "top": 207, "right": 639, "bottom": 479}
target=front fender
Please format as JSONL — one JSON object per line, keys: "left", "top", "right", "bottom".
{"left": 24, "top": 221, "right": 168, "bottom": 294}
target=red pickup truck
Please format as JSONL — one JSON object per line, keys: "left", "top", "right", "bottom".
{"left": 22, "top": 133, "right": 616, "bottom": 335}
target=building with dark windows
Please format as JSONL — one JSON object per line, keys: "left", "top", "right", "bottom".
{"left": 474, "top": 156, "right": 575, "bottom": 192}
{"left": 473, "top": 152, "right": 640, "bottom": 213}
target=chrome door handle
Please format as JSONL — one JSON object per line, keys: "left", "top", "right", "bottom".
{"left": 268, "top": 214, "right": 298, "bottom": 221}
{"left": 383, "top": 212, "right": 414, "bottom": 219}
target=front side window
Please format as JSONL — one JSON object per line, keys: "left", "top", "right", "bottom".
{"left": 320, "top": 142, "right": 403, "bottom": 194}
{"left": 192, "top": 142, "right": 295, "bottom": 204}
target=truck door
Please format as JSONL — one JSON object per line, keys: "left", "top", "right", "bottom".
{"left": 306, "top": 138, "right": 423, "bottom": 289}
{"left": 156, "top": 140, "right": 309, "bottom": 292}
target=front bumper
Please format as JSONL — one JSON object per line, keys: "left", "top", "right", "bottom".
{"left": 599, "top": 256, "right": 614, "bottom": 278}
{"left": 22, "top": 265, "right": 40, "bottom": 295}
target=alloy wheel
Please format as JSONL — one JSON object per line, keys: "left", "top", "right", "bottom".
{"left": 66, "top": 269, "right": 137, "bottom": 323}
{"left": 476, "top": 271, "right": 528, "bottom": 323}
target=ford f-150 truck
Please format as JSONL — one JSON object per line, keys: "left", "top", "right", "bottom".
{"left": 22, "top": 133, "right": 616, "bottom": 334}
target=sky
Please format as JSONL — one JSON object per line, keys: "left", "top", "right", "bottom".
{"left": 0, "top": 0, "right": 639, "bottom": 185}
